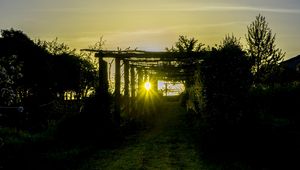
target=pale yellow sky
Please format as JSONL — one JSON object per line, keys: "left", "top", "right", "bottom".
{"left": 1, "top": 0, "right": 300, "bottom": 58}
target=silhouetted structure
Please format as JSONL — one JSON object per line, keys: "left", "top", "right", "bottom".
{"left": 280, "top": 55, "right": 300, "bottom": 82}
{"left": 80, "top": 49, "right": 206, "bottom": 126}
{"left": 281, "top": 55, "right": 300, "bottom": 72}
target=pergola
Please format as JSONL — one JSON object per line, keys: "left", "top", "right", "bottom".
{"left": 81, "top": 49, "right": 205, "bottom": 125}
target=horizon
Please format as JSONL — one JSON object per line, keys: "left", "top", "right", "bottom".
{"left": 1, "top": 0, "right": 300, "bottom": 59}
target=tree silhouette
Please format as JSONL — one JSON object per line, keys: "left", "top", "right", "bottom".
{"left": 0, "top": 29, "right": 98, "bottom": 105}
{"left": 166, "top": 36, "right": 205, "bottom": 88}
{"left": 0, "top": 54, "right": 23, "bottom": 106}
{"left": 0, "top": 29, "right": 52, "bottom": 103}
{"left": 246, "top": 14, "right": 285, "bottom": 84}
{"left": 166, "top": 35, "right": 204, "bottom": 53}
{"left": 36, "top": 38, "right": 76, "bottom": 55}
{"left": 36, "top": 38, "right": 98, "bottom": 99}
{"left": 198, "top": 35, "right": 252, "bottom": 127}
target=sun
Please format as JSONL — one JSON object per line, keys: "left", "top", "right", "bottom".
{"left": 144, "top": 81, "right": 151, "bottom": 91}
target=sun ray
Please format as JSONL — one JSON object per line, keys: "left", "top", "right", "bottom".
{"left": 144, "top": 81, "right": 151, "bottom": 91}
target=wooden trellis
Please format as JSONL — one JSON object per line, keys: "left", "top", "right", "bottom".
{"left": 81, "top": 49, "right": 205, "bottom": 125}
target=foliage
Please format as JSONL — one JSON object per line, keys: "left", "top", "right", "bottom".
{"left": 246, "top": 83, "right": 300, "bottom": 123}
{"left": 0, "top": 29, "right": 98, "bottom": 130}
{"left": 1, "top": 29, "right": 54, "bottom": 105}
{"left": 166, "top": 35, "right": 205, "bottom": 53}
{"left": 0, "top": 54, "right": 23, "bottom": 106}
{"left": 166, "top": 36, "right": 206, "bottom": 87}
{"left": 246, "top": 14, "right": 285, "bottom": 84}
{"left": 50, "top": 53, "right": 97, "bottom": 99}
{"left": 55, "top": 91, "right": 114, "bottom": 144}
{"left": 0, "top": 30, "right": 116, "bottom": 170}
{"left": 194, "top": 34, "right": 252, "bottom": 129}
{"left": 36, "top": 38, "right": 98, "bottom": 99}
{"left": 36, "top": 38, "right": 76, "bottom": 55}
{"left": 79, "top": 36, "right": 106, "bottom": 71}
{"left": 0, "top": 29, "right": 98, "bottom": 101}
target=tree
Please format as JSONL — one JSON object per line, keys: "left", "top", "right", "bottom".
{"left": 0, "top": 29, "right": 98, "bottom": 103}
{"left": 217, "top": 35, "right": 253, "bottom": 96}
{"left": 246, "top": 14, "right": 285, "bottom": 84}
{"left": 166, "top": 36, "right": 206, "bottom": 87}
{"left": 0, "top": 29, "right": 53, "bottom": 104}
{"left": 194, "top": 35, "right": 253, "bottom": 150}
{"left": 195, "top": 35, "right": 252, "bottom": 125}
{"left": 166, "top": 35, "right": 204, "bottom": 53}
{"left": 0, "top": 54, "right": 23, "bottom": 106}
{"left": 36, "top": 38, "right": 98, "bottom": 99}
{"left": 36, "top": 38, "right": 76, "bottom": 55}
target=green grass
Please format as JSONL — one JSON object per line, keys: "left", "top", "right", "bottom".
{"left": 78, "top": 101, "right": 212, "bottom": 170}
{"left": 0, "top": 126, "right": 99, "bottom": 170}
{"left": 3, "top": 99, "right": 280, "bottom": 170}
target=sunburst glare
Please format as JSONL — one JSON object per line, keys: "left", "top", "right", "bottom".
{"left": 144, "top": 81, "right": 151, "bottom": 91}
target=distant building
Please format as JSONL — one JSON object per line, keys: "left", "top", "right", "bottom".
{"left": 280, "top": 55, "right": 300, "bottom": 82}
{"left": 281, "top": 55, "right": 300, "bottom": 72}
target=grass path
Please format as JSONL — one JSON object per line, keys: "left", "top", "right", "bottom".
{"left": 78, "top": 101, "right": 205, "bottom": 170}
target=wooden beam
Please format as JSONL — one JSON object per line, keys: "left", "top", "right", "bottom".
{"left": 81, "top": 49, "right": 207, "bottom": 60}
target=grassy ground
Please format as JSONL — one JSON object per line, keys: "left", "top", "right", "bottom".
{"left": 3, "top": 99, "right": 280, "bottom": 170}
{"left": 77, "top": 101, "right": 207, "bottom": 170}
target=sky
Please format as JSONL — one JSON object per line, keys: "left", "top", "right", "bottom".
{"left": 1, "top": 0, "right": 300, "bottom": 59}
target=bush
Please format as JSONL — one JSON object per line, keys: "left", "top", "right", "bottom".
{"left": 245, "top": 83, "right": 300, "bottom": 127}
{"left": 54, "top": 92, "right": 117, "bottom": 144}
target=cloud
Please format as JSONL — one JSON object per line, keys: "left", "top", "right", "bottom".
{"left": 132, "top": 6, "right": 300, "bottom": 14}
{"left": 209, "top": 6, "right": 300, "bottom": 14}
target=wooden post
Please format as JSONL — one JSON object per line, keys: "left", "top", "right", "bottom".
{"left": 97, "top": 53, "right": 108, "bottom": 96}
{"left": 130, "top": 66, "right": 136, "bottom": 99}
{"left": 130, "top": 65, "right": 136, "bottom": 113}
{"left": 124, "top": 60, "right": 130, "bottom": 114}
{"left": 151, "top": 76, "right": 158, "bottom": 92}
{"left": 137, "top": 68, "right": 143, "bottom": 93}
{"left": 165, "top": 82, "right": 168, "bottom": 96}
{"left": 114, "top": 57, "right": 121, "bottom": 126}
